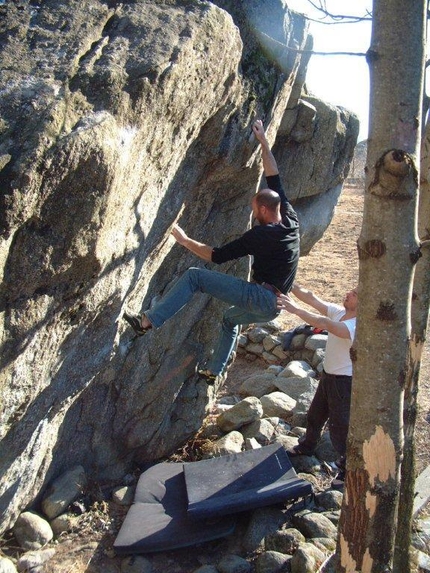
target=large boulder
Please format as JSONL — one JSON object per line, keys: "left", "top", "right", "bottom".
{"left": 0, "top": 0, "right": 358, "bottom": 533}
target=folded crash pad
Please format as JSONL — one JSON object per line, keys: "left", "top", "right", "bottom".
{"left": 184, "top": 443, "right": 313, "bottom": 520}
{"left": 113, "top": 462, "right": 236, "bottom": 555}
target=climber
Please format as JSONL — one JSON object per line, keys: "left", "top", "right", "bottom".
{"left": 123, "top": 119, "right": 300, "bottom": 384}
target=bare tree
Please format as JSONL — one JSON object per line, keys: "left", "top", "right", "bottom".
{"left": 393, "top": 109, "right": 430, "bottom": 572}
{"left": 335, "top": 1, "right": 427, "bottom": 572}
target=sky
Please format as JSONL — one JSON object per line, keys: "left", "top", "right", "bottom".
{"left": 285, "top": 1, "right": 373, "bottom": 142}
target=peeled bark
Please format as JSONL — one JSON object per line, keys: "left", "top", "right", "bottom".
{"left": 336, "top": 1, "right": 426, "bottom": 571}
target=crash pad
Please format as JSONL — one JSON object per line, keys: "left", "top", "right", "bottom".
{"left": 184, "top": 443, "right": 313, "bottom": 520}
{"left": 113, "top": 462, "right": 235, "bottom": 555}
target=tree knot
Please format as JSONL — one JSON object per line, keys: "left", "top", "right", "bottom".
{"left": 357, "top": 239, "right": 386, "bottom": 260}
{"left": 410, "top": 247, "right": 422, "bottom": 264}
{"left": 370, "top": 149, "right": 418, "bottom": 199}
{"left": 376, "top": 300, "right": 398, "bottom": 321}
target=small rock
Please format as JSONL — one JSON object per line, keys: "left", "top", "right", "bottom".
{"left": 0, "top": 557, "right": 18, "bottom": 573}
{"left": 290, "top": 426, "right": 307, "bottom": 437}
{"left": 315, "top": 491, "right": 343, "bottom": 511}
{"left": 314, "top": 435, "right": 338, "bottom": 463}
{"left": 50, "top": 513, "right": 80, "bottom": 536}
{"left": 13, "top": 512, "right": 53, "bottom": 551}
{"left": 243, "top": 507, "right": 287, "bottom": 553}
{"left": 217, "top": 396, "right": 240, "bottom": 406}
{"left": 300, "top": 348, "right": 315, "bottom": 364}
{"left": 244, "top": 437, "right": 262, "bottom": 450}
{"left": 198, "top": 422, "right": 224, "bottom": 440}
{"left": 280, "top": 360, "right": 315, "bottom": 379}
{"left": 217, "top": 397, "right": 263, "bottom": 432}
{"left": 290, "top": 542, "right": 326, "bottom": 573}
{"left": 214, "top": 403, "right": 234, "bottom": 413}
{"left": 267, "top": 365, "right": 283, "bottom": 375}
{"left": 322, "top": 511, "right": 341, "bottom": 526}
{"left": 418, "top": 550, "right": 430, "bottom": 572}
{"left": 260, "top": 392, "right": 296, "bottom": 419}
{"left": 17, "top": 548, "right": 56, "bottom": 572}
{"left": 273, "top": 435, "right": 300, "bottom": 451}
{"left": 288, "top": 411, "right": 308, "bottom": 428}
{"left": 120, "top": 555, "right": 153, "bottom": 573}
{"left": 246, "top": 343, "right": 264, "bottom": 356}
{"left": 247, "top": 327, "right": 270, "bottom": 343}
{"left": 263, "top": 334, "right": 282, "bottom": 352}
{"left": 241, "top": 418, "right": 274, "bottom": 443}
{"left": 217, "top": 554, "right": 251, "bottom": 573}
{"left": 292, "top": 511, "right": 338, "bottom": 539}
{"left": 289, "top": 333, "right": 307, "bottom": 350}
{"left": 316, "top": 361, "right": 324, "bottom": 374}
{"left": 255, "top": 550, "right": 291, "bottom": 573}
{"left": 42, "top": 466, "right": 87, "bottom": 519}
{"left": 262, "top": 351, "right": 279, "bottom": 364}
{"left": 265, "top": 527, "right": 305, "bottom": 554}
{"left": 238, "top": 334, "right": 248, "bottom": 347}
{"left": 412, "top": 517, "right": 430, "bottom": 552}
{"left": 204, "top": 431, "right": 244, "bottom": 457}
{"left": 274, "top": 375, "right": 317, "bottom": 400}
{"left": 193, "top": 566, "right": 219, "bottom": 573}
{"left": 257, "top": 319, "right": 283, "bottom": 332}
{"left": 112, "top": 485, "right": 135, "bottom": 506}
{"left": 288, "top": 453, "right": 321, "bottom": 475}
{"left": 270, "top": 418, "right": 291, "bottom": 436}
{"left": 310, "top": 537, "right": 337, "bottom": 552}
{"left": 304, "top": 334, "right": 328, "bottom": 351}
{"left": 239, "top": 373, "right": 278, "bottom": 398}
{"left": 318, "top": 554, "right": 338, "bottom": 573}
{"left": 292, "top": 391, "right": 315, "bottom": 415}
{"left": 311, "top": 348, "right": 325, "bottom": 368}
{"left": 271, "top": 346, "right": 287, "bottom": 360}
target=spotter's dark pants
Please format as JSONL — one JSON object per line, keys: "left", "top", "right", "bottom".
{"left": 298, "top": 370, "right": 352, "bottom": 468}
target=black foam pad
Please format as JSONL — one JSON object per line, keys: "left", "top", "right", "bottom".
{"left": 184, "top": 443, "right": 312, "bottom": 520}
{"left": 113, "top": 462, "right": 235, "bottom": 554}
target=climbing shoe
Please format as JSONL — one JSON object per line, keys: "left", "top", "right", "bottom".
{"left": 197, "top": 369, "right": 217, "bottom": 385}
{"left": 123, "top": 312, "right": 150, "bottom": 336}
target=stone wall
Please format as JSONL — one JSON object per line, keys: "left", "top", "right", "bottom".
{"left": 237, "top": 322, "right": 327, "bottom": 375}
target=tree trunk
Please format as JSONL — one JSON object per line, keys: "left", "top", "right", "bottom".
{"left": 393, "top": 113, "right": 430, "bottom": 573}
{"left": 336, "top": 1, "right": 426, "bottom": 572}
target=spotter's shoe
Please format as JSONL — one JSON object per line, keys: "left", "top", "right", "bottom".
{"left": 331, "top": 470, "right": 346, "bottom": 491}
{"left": 285, "top": 444, "right": 315, "bottom": 457}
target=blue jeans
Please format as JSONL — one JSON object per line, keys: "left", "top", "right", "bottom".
{"left": 145, "top": 267, "right": 279, "bottom": 375}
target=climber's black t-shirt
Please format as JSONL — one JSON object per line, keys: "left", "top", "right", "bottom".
{"left": 211, "top": 174, "right": 300, "bottom": 294}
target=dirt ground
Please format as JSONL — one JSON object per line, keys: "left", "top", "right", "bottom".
{"left": 2, "top": 185, "right": 429, "bottom": 572}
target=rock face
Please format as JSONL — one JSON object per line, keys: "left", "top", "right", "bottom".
{"left": 0, "top": 0, "right": 358, "bottom": 533}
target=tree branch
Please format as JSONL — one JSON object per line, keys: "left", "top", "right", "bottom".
{"left": 302, "top": 0, "right": 372, "bottom": 23}
{"left": 258, "top": 30, "right": 367, "bottom": 57}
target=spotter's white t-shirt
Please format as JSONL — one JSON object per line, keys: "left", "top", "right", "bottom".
{"left": 323, "top": 304, "right": 356, "bottom": 377}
